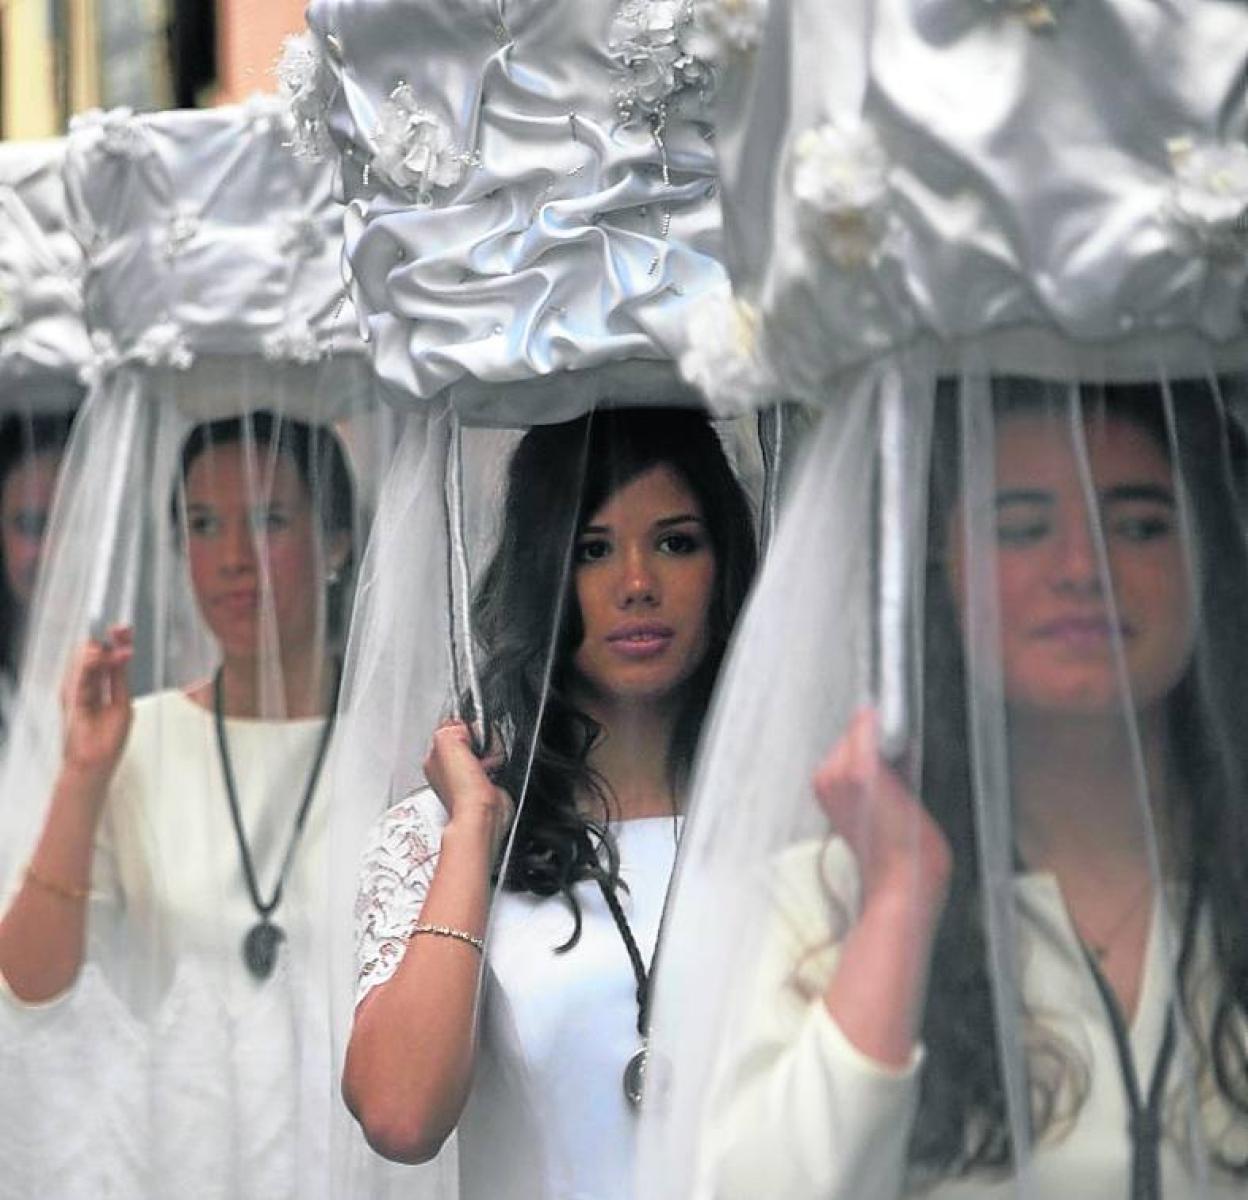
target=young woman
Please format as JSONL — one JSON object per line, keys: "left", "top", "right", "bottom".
{"left": 0, "top": 412, "right": 73, "bottom": 734}
{"left": 344, "top": 405, "right": 757, "bottom": 1200}
{"left": 701, "top": 380, "right": 1248, "bottom": 1198}
{"left": 0, "top": 411, "right": 354, "bottom": 1006}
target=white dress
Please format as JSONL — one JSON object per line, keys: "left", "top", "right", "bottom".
{"left": 356, "top": 790, "right": 682, "bottom": 1200}
{"left": 0, "top": 689, "right": 336, "bottom": 1200}
{"left": 701, "top": 840, "right": 1248, "bottom": 1200}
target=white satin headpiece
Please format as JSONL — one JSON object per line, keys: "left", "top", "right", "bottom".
{"left": 293, "top": 0, "right": 740, "bottom": 423}
{"left": 0, "top": 138, "right": 90, "bottom": 412}
{"left": 685, "top": 0, "right": 1248, "bottom": 412}
{"left": 64, "top": 99, "right": 367, "bottom": 415}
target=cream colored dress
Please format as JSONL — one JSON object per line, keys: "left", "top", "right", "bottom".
{"left": 701, "top": 840, "right": 1248, "bottom": 1200}
{"left": 0, "top": 689, "right": 336, "bottom": 1200}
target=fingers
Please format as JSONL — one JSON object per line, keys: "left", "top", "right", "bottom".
{"left": 64, "top": 631, "right": 134, "bottom": 714}
{"left": 813, "top": 709, "right": 880, "bottom": 812}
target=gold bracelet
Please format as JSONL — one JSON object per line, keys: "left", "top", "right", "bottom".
{"left": 410, "top": 923, "right": 485, "bottom": 953}
{"left": 25, "top": 864, "right": 90, "bottom": 903}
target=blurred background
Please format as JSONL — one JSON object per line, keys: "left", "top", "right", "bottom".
{"left": 0, "top": 0, "right": 307, "bottom": 137}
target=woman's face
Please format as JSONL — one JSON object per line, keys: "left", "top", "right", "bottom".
{"left": 947, "top": 411, "right": 1194, "bottom": 718}
{"left": 2, "top": 449, "right": 61, "bottom": 612}
{"left": 571, "top": 463, "right": 717, "bottom": 708}
{"left": 183, "top": 442, "right": 345, "bottom": 663}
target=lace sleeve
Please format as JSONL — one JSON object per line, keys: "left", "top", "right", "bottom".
{"left": 354, "top": 790, "right": 447, "bottom": 1008}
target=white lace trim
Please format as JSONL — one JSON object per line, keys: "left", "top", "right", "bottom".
{"left": 354, "top": 791, "right": 446, "bottom": 1008}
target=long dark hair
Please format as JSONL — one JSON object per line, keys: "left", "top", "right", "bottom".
{"left": 175, "top": 411, "right": 357, "bottom": 643}
{"left": 911, "top": 377, "right": 1248, "bottom": 1179}
{"left": 0, "top": 411, "right": 73, "bottom": 678}
{"left": 471, "top": 406, "right": 757, "bottom": 937}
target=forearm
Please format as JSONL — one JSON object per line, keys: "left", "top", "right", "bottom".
{"left": 822, "top": 883, "right": 945, "bottom": 1069}
{"left": 343, "top": 811, "right": 497, "bottom": 1163}
{"left": 711, "top": 1003, "right": 920, "bottom": 1200}
{"left": 0, "top": 765, "right": 109, "bottom": 1002}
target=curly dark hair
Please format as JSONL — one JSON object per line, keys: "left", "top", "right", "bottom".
{"left": 910, "top": 376, "right": 1248, "bottom": 1180}
{"left": 0, "top": 411, "right": 74, "bottom": 678}
{"left": 471, "top": 406, "right": 758, "bottom": 942}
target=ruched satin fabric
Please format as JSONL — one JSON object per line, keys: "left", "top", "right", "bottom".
{"left": 0, "top": 139, "right": 90, "bottom": 412}
{"left": 64, "top": 102, "right": 360, "bottom": 371}
{"left": 307, "top": 0, "right": 729, "bottom": 423}
{"left": 707, "top": 0, "right": 1248, "bottom": 409}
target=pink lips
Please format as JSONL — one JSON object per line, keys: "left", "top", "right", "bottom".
{"left": 1032, "top": 614, "right": 1132, "bottom": 648}
{"left": 606, "top": 621, "right": 675, "bottom": 660}
{"left": 216, "top": 589, "right": 259, "bottom": 615}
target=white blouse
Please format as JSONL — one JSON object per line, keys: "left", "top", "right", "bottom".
{"left": 356, "top": 790, "right": 682, "bottom": 1200}
{"left": 701, "top": 839, "right": 1248, "bottom": 1200}
{"left": 0, "top": 689, "right": 337, "bottom": 1200}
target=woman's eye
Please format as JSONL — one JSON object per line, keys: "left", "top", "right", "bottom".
{"left": 996, "top": 520, "right": 1049, "bottom": 547}
{"left": 658, "top": 531, "right": 702, "bottom": 555}
{"left": 1112, "top": 513, "right": 1172, "bottom": 543}
{"left": 252, "top": 508, "right": 290, "bottom": 532}
{"left": 187, "top": 514, "right": 219, "bottom": 536}
{"left": 575, "top": 537, "right": 611, "bottom": 564}
{"left": 11, "top": 510, "right": 48, "bottom": 539}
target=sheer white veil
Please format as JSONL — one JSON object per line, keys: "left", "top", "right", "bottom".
{"left": 291, "top": 3, "right": 798, "bottom": 1196}
{"left": 638, "top": 2, "right": 1248, "bottom": 1198}
{"left": 0, "top": 102, "right": 396, "bottom": 1200}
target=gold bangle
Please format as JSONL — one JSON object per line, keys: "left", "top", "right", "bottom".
{"left": 410, "top": 923, "right": 485, "bottom": 953}
{"left": 25, "top": 864, "right": 90, "bottom": 903}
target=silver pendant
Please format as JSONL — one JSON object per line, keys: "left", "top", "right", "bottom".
{"left": 243, "top": 920, "right": 285, "bottom": 980}
{"left": 623, "top": 1044, "right": 648, "bottom": 1109}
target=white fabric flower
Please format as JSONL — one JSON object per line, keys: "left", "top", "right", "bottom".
{"left": 980, "top": 0, "right": 1065, "bottom": 30}
{"left": 78, "top": 330, "right": 121, "bottom": 388}
{"left": 243, "top": 92, "right": 280, "bottom": 136}
{"left": 132, "top": 322, "right": 194, "bottom": 371}
{"left": 611, "top": 0, "right": 713, "bottom": 123}
{"left": 680, "top": 286, "right": 772, "bottom": 413}
{"left": 793, "top": 119, "right": 893, "bottom": 267}
{"left": 0, "top": 283, "right": 23, "bottom": 336}
{"left": 263, "top": 322, "right": 322, "bottom": 365}
{"left": 163, "top": 208, "right": 200, "bottom": 259}
{"left": 277, "top": 213, "right": 326, "bottom": 261}
{"left": 687, "top": 0, "right": 768, "bottom": 61}
{"left": 370, "top": 84, "right": 470, "bottom": 205}
{"left": 70, "top": 108, "right": 148, "bottom": 159}
{"left": 276, "top": 33, "right": 336, "bottom": 161}
{"left": 1166, "top": 138, "right": 1248, "bottom": 260}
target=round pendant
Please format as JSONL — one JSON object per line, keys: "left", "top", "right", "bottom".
{"left": 623, "top": 1045, "right": 648, "bottom": 1110}
{"left": 243, "top": 920, "right": 285, "bottom": 980}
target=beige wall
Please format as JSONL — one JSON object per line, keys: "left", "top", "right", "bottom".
{"left": 215, "top": 0, "right": 308, "bottom": 104}
{"left": 2, "top": 0, "right": 59, "bottom": 139}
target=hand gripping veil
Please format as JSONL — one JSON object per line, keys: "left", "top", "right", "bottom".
{"left": 637, "top": 2, "right": 1248, "bottom": 1199}
{"left": 292, "top": 2, "right": 782, "bottom": 1196}
{"left": 0, "top": 102, "right": 394, "bottom": 1200}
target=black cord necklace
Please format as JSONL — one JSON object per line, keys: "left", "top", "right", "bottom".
{"left": 593, "top": 819, "right": 681, "bottom": 1111}
{"left": 1078, "top": 887, "right": 1199, "bottom": 1200}
{"left": 212, "top": 664, "right": 339, "bottom": 980}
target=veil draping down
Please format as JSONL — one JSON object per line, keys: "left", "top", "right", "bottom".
{"left": 0, "top": 103, "right": 396, "bottom": 1200}
{"left": 0, "top": 138, "right": 90, "bottom": 760}
{"left": 636, "top": 2, "right": 1248, "bottom": 1199}
{"left": 290, "top": 3, "right": 802, "bottom": 1197}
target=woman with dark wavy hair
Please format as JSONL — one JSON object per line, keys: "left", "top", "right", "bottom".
{"left": 0, "top": 411, "right": 73, "bottom": 732}
{"left": 703, "top": 379, "right": 1248, "bottom": 1198}
{"left": 344, "top": 405, "right": 757, "bottom": 1200}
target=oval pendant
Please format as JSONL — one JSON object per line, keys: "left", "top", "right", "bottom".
{"left": 623, "top": 1045, "right": 648, "bottom": 1109}
{"left": 243, "top": 920, "right": 285, "bottom": 980}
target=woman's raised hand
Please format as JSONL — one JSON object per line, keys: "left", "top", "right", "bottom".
{"left": 60, "top": 624, "right": 134, "bottom": 783}
{"left": 813, "top": 709, "right": 952, "bottom": 911}
{"left": 424, "top": 721, "right": 515, "bottom": 861}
